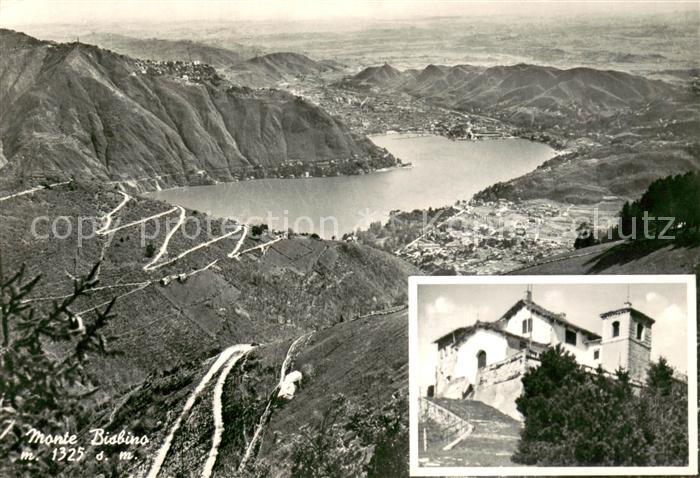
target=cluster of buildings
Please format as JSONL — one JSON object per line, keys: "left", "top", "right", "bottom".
{"left": 132, "top": 59, "right": 219, "bottom": 84}
{"left": 397, "top": 199, "right": 591, "bottom": 275}
{"left": 430, "top": 289, "right": 656, "bottom": 419}
{"left": 296, "top": 83, "right": 514, "bottom": 140}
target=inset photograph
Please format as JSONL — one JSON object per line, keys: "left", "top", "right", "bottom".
{"left": 409, "top": 275, "right": 697, "bottom": 476}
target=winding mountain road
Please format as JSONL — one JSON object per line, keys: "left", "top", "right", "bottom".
{"left": 0, "top": 180, "right": 70, "bottom": 202}
{"left": 238, "top": 333, "right": 308, "bottom": 472}
{"left": 227, "top": 225, "right": 249, "bottom": 258}
{"left": 143, "top": 206, "right": 186, "bottom": 271}
{"left": 146, "top": 344, "right": 254, "bottom": 478}
{"left": 145, "top": 225, "right": 244, "bottom": 271}
{"left": 97, "top": 206, "right": 179, "bottom": 236}
{"left": 229, "top": 236, "right": 283, "bottom": 260}
{"left": 96, "top": 191, "right": 131, "bottom": 234}
{"left": 201, "top": 345, "right": 254, "bottom": 478}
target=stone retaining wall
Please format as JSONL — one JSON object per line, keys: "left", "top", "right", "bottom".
{"left": 473, "top": 352, "right": 531, "bottom": 421}
{"left": 420, "top": 398, "right": 471, "bottom": 449}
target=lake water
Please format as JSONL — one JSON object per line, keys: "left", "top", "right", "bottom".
{"left": 145, "top": 135, "right": 554, "bottom": 238}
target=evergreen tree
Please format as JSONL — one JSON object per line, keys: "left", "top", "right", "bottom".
{"left": 645, "top": 357, "right": 674, "bottom": 395}
{"left": 514, "top": 349, "right": 688, "bottom": 466}
{"left": 616, "top": 171, "right": 700, "bottom": 239}
{"left": 0, "top": 262, "right": 118, "bottom": 476}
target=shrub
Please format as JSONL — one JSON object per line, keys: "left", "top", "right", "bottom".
{"left": 145, "top": 243, "right": 156, "bottom": 257}
{"left": 288, "top": 393, "right": 409, "bottom": 478}
{"left": 514, "top": 346, "right": 688, "bottom": 466}
{"left": 251, "top": 224, "right": 269, "bottom": 236}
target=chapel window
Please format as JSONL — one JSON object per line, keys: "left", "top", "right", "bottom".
{"left": 477, "top": 350, "right": 487, "bottom": 369}
{"left": 636, "top": 323, "right": 644, "bottom": 340}
{"left": 612, "top": 321, "right": 620, "bottom": 337}
{"left": 565, "top": 329, "right": 577, "bottom": 346}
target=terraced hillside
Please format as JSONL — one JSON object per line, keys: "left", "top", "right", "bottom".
{"left": 0, "top": 178, "right": 416, "bottom": 400}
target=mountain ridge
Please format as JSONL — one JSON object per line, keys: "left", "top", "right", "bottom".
{"left": 342, "top": 61, "right": 681, "bottom": 123}
{"left": 0, "top": 29, "right": 397, "bottom": 191}
{"left": 80, "top": 32, "right": 264, "bottom": 68}
{"left": 224, "top": 51, "right": 342, "bottom": 87}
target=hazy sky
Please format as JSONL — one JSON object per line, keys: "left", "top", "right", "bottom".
{"left": 1, "top": 0, "right": 698, "bottom": 26}
{"left": 416, "top": 282, "right": 690, "bottom": 385}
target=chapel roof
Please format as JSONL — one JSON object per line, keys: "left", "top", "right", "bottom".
{"left": 433, "top": 297, "right": 602, "bottom": 348}
{"left": 433, "top": 320, "right": 550, "bottom": 349}
{"left": 496, "top": 299, "right": 602, "bottom": 339}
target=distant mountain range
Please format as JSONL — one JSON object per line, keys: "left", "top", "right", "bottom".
{"left": 341, "top": 62, "right": 683, "bottom": 125}
{"left": 0, "top": 30, "right": 393, "bottom": 190}
{"left": 80, "top": 32, "right": 264, "bottom": 68}
{"left": 341, "top": 62, "right": 699, "bottom": 204}
{"left": 76, "top": 33, "right": 343, "bottom": 88}
{"left": 224, "top": 51, "right": 342, "bottom": 87}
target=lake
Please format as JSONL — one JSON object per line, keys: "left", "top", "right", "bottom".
{"left": 145, "top": 135, "right": 554, "bottom": 238}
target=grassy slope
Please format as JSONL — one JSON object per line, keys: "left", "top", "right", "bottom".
{"left": 85, "top": 311, "right": 408, "bottom": 477}
{"left": 509, "top": 238, "right": 700, "bottom": 275}
{"left": 255, "top": 311, "right": 408, "bottom": 474}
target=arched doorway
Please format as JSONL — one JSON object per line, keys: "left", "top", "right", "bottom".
{"left": 477, "top": 350, "right": 487, "bottom": 369}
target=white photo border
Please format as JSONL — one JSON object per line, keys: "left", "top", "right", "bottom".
{"left": 408, "top": 274, "right": 698, "bottom": 477}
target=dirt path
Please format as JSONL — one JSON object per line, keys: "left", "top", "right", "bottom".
{"left": 97, "top": 206, "right": 178, "bottom": 236}
{"left": 74, "top": 281, "right": 151, "bottom": 316}
{"left": 146, "top": 344, "right": 254, "bottom": 478}
{"left": 143, "top": 206, "right": 186, "bottom": 271}
{"left": 201, "top": 344, "right": 255, "bottom": 478}
{"left": 21, "top": 281, "right": 150, "bottom": 304}
{"left": 0, "top": 181, "right": 70, "bottom": 202}
{"left": 96, "top": 191, "right": 131, "bottom": 234}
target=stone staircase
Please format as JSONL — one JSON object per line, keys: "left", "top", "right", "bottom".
{"left": 418, "top": 398, "right": 523, "bottom": 468}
